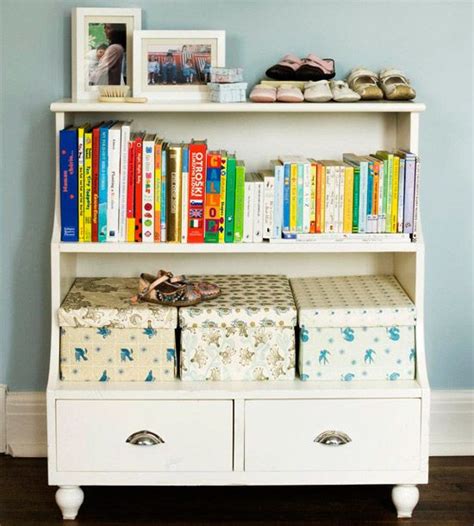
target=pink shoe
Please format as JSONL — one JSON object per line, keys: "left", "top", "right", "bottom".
{"left": 296, "top": 54, "right": 336, "bottom": 81}
{"left": 249, "top": 84, "right": 277, "bottom": 103}
{"left": 276, "top": 85, "right": 304, "bottom": 103}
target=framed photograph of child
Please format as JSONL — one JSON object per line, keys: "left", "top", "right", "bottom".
{"left": 133, "top": 30, "right": 225, "bottom": 101}
{"left": 72, "top": 8, "right": 142, "bottom": 101}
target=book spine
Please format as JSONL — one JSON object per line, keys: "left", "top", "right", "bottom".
{"left": 98, "top": 126, "right": 108, "bottom": 243}
{"left": 296, "top": 163, "right": 304, "bottom": 233}
{"left": 343, "top": 166, "right": 353, "bottom": 233}
{"left": 83, "top": 130, "right": 93, "bottom": 242}
{"left": 391, "top": 155, "right": 400, "bottom": 233}
{"left": 134, "top": 137, "right": 143, "bottom": 242}
{"left": 289, "top": 163, "right": 298, "bottom": 232}
{"left": 106, "top": 127, "right": 121, "bottom": 242}
{"left": 142, "top": 139, "right": 155, "bottom": 242}
{"left": 377, "top": 160, "right": 385, "bottom": 233}
{"left": 188, "top": 143, "right": 206, "bottom": 243}
{"left": 118, "top": 124, "right": 130, "bottom": 242}
{"left": 233, "top": 163, "right": 246, "bottom": 242}
{"left": 218, "top": 154, "right": 227, "bottom": 242}
{"left": 337, "top": 165, "right": 344, "bottom": 233}
{"left": 126, "top": 140, "right": 135, "bottom": 242}
{"left": 412, "top": 157, "right": 420, "bottom": 240}
{"left": 181, "top": 146, "right": 189, "bottom": 243}
{"left": 309, "top": 162, "right": 317, "bottom": 233}
{"left": 59, "top": 129, "right": 78, "bottom": 241}
{"left": 263, "top": 173, "right": 274, "bottom": 239}
{"left": 91, "top": 127, "right": 100, "bottom": 242}
{"left": 302, "top": 163, "right": 311, "bottom": 233}
{"left": 386, "top": 156, "right": 393, "bottom": 233}
{"left": 204, "top": 152, "right": 220, "bottom": 243}
{"left": 397, "top": 157, "right": 405, "bottom": 233}
{"left": 243, "top": 176, "right": 254, "bottom": 242}
{"left": 167, "top": 145, "right": 183, "bottom": 243}
{"left": 160, "top": 147, "right": 166, "bottom": 242}
{"left": 273, "top": 164, "right": 283, "bottom": 239}
{"left": 325, "top": 165, "right": 336, "bottom": 233}
{"left": 282, "top": 163, "right": 291, "bottom": 232}
{"left": 403, "top": 157, "right": 416, "bottom": 234}
{"left": 253, "top": 177, "right": 264, "bottom": 243}
{"left": 358, "top": 163, "right": 368, "bottom": 233}
{"left": 291, "top": 232, "right": 410, "bottom": 243}
{"left": 77, "top": 126, "right": 85, "bottom": 242}
{"left": 153, "top": 142, "right": 162, "bottom": 242}
{"left": 224, "top": 156, "right": 236, "bottom": 243}
{"left": 351, "top": 167, "right": 360, "bottom": 233}
{"left": 372, "top": 161, "right": 379, "bottom": 231}
{"left": 315, "top": 163, "right": 323, "bottom": 233}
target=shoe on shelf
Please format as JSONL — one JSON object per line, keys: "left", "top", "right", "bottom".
{"left": 132, "top": 272, "right": 202, "bottom": 307}
{"left": 295, "top": 54, "right": 336, "bottom": 81}
{"left": 303, "top": 80, "right": 333, "bottom": 102}
{"left": 329, "top": 80, "right": 361, "bottom": 102}
{"left": 346, "top": 67, "right": 383, "bottom": 100}
{"left": 249, "top": 84, "right": 277, "bottom": 102}
{"left": 265, "top": 53, "right": 303, "bottom": 81}
{"left": 379, "top": 68, "right": 416, "bottom": 100}
{"left": 276, "top": 85, "right": 304, "bottom": 102}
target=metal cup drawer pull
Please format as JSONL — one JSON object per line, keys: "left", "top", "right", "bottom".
{"left": 314, "top": 430, "right": 352, "bottom": 446}
{"left": 126, "top": 430, "right": 165, "bottom": 446}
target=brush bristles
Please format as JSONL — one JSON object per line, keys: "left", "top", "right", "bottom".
{"left": 99, "top": 85, "right": 129, "bottom": 98}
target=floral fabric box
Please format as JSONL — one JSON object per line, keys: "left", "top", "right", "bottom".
{"left": 290, "top": 275, "right": 417, "bottom": 382}
{"left": 58, "top": 278, "right": 177, "bottom": 382}
{"left": 179, "top": 275, "right": 297, "bottom": 381}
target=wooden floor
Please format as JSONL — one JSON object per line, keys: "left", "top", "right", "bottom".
{"left": 0, "top": 456, "right": 473, "bottom": 526}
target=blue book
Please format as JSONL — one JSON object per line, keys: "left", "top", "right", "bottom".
{"left": 272, "top": 161, "right": 284, "bottom": 239}
{"left": 282, "top": 163, "right": 291, "bottom": 231}
{"left": 59, "top": 126, "right": 78, "bottom": 241}
{"left": 296, "top": 163, "right": 304, "bottom": 233}
{"left": 160, "top": 144, "right": 167, "bottom": 242}
{"left": 98, "top": 121, "right": 113, "bottom": 242}
{"left": 366, "top": 160, "right": 374, "bottom": 216}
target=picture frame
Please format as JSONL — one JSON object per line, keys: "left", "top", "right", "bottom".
{"left": 133, "top": 30, "right": 226, "bottom": 101}
{"left": 72, "top": 7, "right": 142, "bottom": 101}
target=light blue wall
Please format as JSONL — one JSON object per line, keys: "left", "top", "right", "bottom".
{"left": 1, "top": 0, "right": 472, "bottom": 390}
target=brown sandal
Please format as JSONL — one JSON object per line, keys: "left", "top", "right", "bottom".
{"left": 155, "top": 270, "right": 221, "bottom": 301}
{"left": 131, "top": 272, "right": 202, "bottom": 307}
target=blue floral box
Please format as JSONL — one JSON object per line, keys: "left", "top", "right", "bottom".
{"left": 290, "top": 275, "right": 417, "bottom": 382}
{"left": 179, "top": 275, "right": 297, "bottom": 381}
{"left": 58, "top": 278, "right": 177, "bottom": 382}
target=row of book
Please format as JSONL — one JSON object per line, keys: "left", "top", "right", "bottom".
{"left": 59, "top": 122, "right": 419, "bottom": 243}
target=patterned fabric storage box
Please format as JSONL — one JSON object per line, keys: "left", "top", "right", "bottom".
{"left": 58, "top": 278, "right": 178, "bottom": 382}
{"left": 179, "top": 275, "right": 296, "bottom": 381}
{"left": 290, "top": 275, "right": 417, "bottom": 382}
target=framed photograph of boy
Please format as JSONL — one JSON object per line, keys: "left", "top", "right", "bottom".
{"left": 72, "top": 8, "right": 141, "bottom": 100}
{"left": 133, "top": 30, "right": 225, "bottom": 101}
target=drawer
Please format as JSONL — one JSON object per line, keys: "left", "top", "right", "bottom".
{"left": 56, "top": 400, "right": 233, "bottom": 472}
{"left": 245, "top": 399, "right": 421, "bottom": 472}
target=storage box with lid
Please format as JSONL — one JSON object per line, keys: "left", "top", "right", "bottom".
{"left": 290, "top": 275, "right": 417, "bottom": 382}
{"left": 179, "top": 275, "right": 296, "bottom": 381}
{"left": 58, "top": 278, "right": 177, "bottom": 382}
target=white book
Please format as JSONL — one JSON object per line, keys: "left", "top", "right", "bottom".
{"left": 117, "top": 121, "right": 131, "bottom": 242}
{"left": 262, "top": 170, "right": 275, "bottom": 239}
{"left": 272, "top": 161, "right": 284, "bottom": 239}
{"left": 367, "top": 215, "right": 378, "bottom": 233}
{"left": 302, "top": 162, "right": 311, "bottom": 233}
{"left": 181, "top": 146, "right": 189, "bottom": 243}
{"left": 253, "top": 173, "right": 264, "bottom": 242}
{"left": 106, "top": 122, "right": 122, "bottom": 242}
{"left": 397, "top": 157, "right": 405, "bottom": 233}
{"left": 337, "top": 165, "right": 345, "bottom": 233}
{"left": 243, "top": 173, "right": 255, "bottom": 242}
{"left": 141, "top": 134, "right": 155, "bottom": 243}
{"left": 269, "top": 233, "right": 411, "bottom": 243}
{"left": 324, "top": 164, "right": 336, "bottom": 233}
{"left": 377, "top": 159, "right": 385, "bottom": 233}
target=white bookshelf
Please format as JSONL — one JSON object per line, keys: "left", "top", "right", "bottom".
{"left": 48, "top": 100, "right": 429, "bottom": 520}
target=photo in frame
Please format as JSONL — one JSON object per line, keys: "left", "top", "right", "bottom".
{"left": 72, "top": 8, "right": 141, "bottom": 100}
{"left": 133, "top": 30, "right": 226, "bottom": 101}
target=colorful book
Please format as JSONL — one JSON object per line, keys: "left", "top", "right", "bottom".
{"left": 153, "top": 139, "right": 163, "bottom": 242}
{"left": 224, "top": 153, "right": 237, "bottom": 243}
{"left": 397, "top": 157, "right": 405, "bottom": 233}
{"left": 243, "top": 172, "right": 255, "bottom": 243}
{"left": 218, "top": 151, "right": 227, "bottom": 243}
{"left": 253, "top": 172, "right": 264, "bottom": 243}
{"left": 142, "top": 133, "right": 156, "bottom": 243}
{"left": 118, "top": 121, "right": 131, "bottom": 242}
{"left": 233, "top": 161, "right": 246, "bottom": 243}
{"left": 126, "top": 136, "right": 136, "bottom": 242}
{"left": 314, "top": 161, "right": 325, "bottom": 233}
{"left": 391, "top": 154, "right": 400, "bottom": 233}
{"left": 343, "top": 164, "right": 354, "bottom": 234}
{"left": 282, "top": 162, "right": 291, "bottom": 232}
{"left": 336, "top": 164, "right": 345, "bottom": 233}
{"left": 204, "top": 151, "right": 221, "bottom": 243}
{"left": 134, "top": 134, "right": 144, "bottom": 242}
{"left": 160, "top": 143, "right": 167, "bottom": 242}
{"left": 106, "top": 122, "right": 122, "bottom": 242}
{"left": 343, "top": 154, "right": 368, "bottom": 233}
{"left": 91, "top": 123, "right": 101, "bottom": 242}
{"left": 77, "top": 124, "right": 86, "bottom": 242}
{"left": 83, "top": 126, "right": 93, "bottom": 242}
{"left": 309, "top": 161, "right": 317, "bottom": 233}
{"left": 351, "top": 164, "right": 360, "bottom": 233}
{"left": 302, "top": 161, "right": 311, "bottom": 233}
{"left": 59, "top": 126, "right": 78, "bottom": 242}
{"left": 188, "top": 140, "right": 207, "bottom": 243}
{"left": 271, "top": 160, "right": 284, "bottom": 239}
{"left": 375, "top": 151, "right": 393, "bottom": 233}
{"left": 167, "top": 143, "right": 183, "bottom": 243}
{"left": 290, "top": 163, "right": 298, "bottom": 231}
{"left": 396, "top": 150, "right": 417, "bottom": 235}
{"left": 320, "top": 161, "right": 337, "bottom": 233}
{"left": 262, "top": 169, "right": 275, "bottom": 239}
{"left": 98, "top": 121, "right": 113, "bottom": 243}
{"left": 181, "top": 146, "right": 189, "bottom": 243}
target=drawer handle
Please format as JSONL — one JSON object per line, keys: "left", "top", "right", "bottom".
{"left": 314, "top": 430, "right": 352, "bottom": 446}
{"left": 126, "top": 430, "right": 165, "bottom": 446}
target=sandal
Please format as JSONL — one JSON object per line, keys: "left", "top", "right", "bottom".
{"left": 265, "top": 54, "right": 303, "bottom": 81}
{"left": 304, "top": 80, "right": 332, "bottom": 102}
{"left": 155, "top": 270, "right": 221, "bottom": 300}
{"left": 276, "top": 85, "right": 304, "bottom": 103}
{"left": 295, "top": 54, "right": 335, "bottom": 81}
{"left": 131, "top": 272, "right": 202, "bottom": 307}
{"left": 346, "top": 67, "right": 383, "bottom": 100}
{"left": 329, "top": 80, "right": 361, "bottom": 102}
{"left": 379, "top": 68, "right": 416, "bottom": 100}
{"left": 249, "top": 84, "right": 277, "bottom": 103}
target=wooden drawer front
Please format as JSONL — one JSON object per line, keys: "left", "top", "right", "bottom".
{"left": 56, "top": 400, "right": 233, "bottom": 472}
{"left": 245, "top": 399, "right": 421, "bottom": 472}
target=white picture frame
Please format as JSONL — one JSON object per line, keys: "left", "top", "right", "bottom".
{"left": 133, "top": 30, "right": 226, "bottom": 101}
{"left": 72, "top": 7, "right": 142, "bottom": 101}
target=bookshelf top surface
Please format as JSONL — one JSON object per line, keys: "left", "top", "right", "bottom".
{"left": 50, "top": 99, "right": 426, "bottom": 114}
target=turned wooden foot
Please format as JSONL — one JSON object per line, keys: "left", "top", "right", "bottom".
{"left": 392, "top": 484, "right": 419, "bottom": 518}
{"left": 55, "top": 486, "right": 84, "bottom": 520}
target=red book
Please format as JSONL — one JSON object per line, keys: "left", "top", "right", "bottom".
{"left": 126, "top": 138, "right": 135, "bottom": 242}
{"left": 91, "top": 124, "right": 101, "bottom": 242}
{"left": 134, "top": 136, "right": 144, "bottom": 242}
{"left": 187, "top": 140, "right": 207, "bottom": 243}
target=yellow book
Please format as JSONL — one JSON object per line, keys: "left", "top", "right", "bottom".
{"left": 310, "top": 162, "right": 317, "bottom": 232}
{"left": 83, "top": 128, "right": 93, "bottom": 242}
{"left": 218, "top": 151, "right": 227, "bottom": 243}
{"left": 343, "top": 164, "right": 354, "bottom": 233}
{"left": 77, "top": 125, "right": 86, "bottom": 242}
{"left": 289, "top": 163, "right": 298, "bottom": 231}
{"left": 319, "top": 163, "right": 326, "bottom": 233}
{"left": 391, "top": 155, "right": 400, "bottom": 233}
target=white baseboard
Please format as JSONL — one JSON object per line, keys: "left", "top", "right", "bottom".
{"left": 1, "top": 389, "right": 473, "bottom": 458}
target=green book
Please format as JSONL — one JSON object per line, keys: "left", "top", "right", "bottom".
{"left": 224, "top": 154, "right": 237, "bottom": 242}
{"left": 352, "top": 166, "right": 360, "bottom": 233}
{"left": 376, "top": 151, "right": 393, "bottom": 232}
{"left": 233, "top": 160, "right": 246, "bottom": 243}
